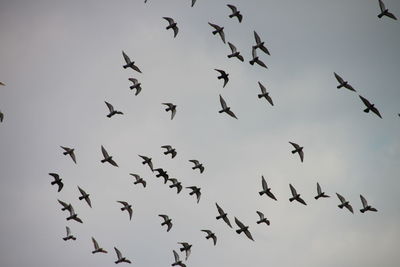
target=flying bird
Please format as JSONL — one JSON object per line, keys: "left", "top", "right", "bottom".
{"left": 219, "top": 94, "right": 238, "bottom": 119}
{"left": 257, "top": 82, "right": 273, "bottom": 106}
{"left": 57, "top": 199, "right": 72, "bottom": 212}
{"left": 378, "top": 0, "right": 397, "bottom": 20}
{"left": 161, "top": 145, "right": 177, "bottom": 159}
{"left": 168, "top": 178, "right": 183, "bottom": 194}
{"left": 66, "top": 205, "right": 83, "bottom": 223}
{"left": 128, "top": 78, "right": 142, "bottom": 96}
{"left": 122, "top": 51, "right": 142, "bottom": 73}
{"left": 91, "top": 237, "right": 108, "bottom": 254}
{"left": 234, "top": 217, "right": 254, "bottom": 241}
{"left": 172, "top": 250, "right": 186, "bottom": 267}
{"left": 189, "top": 159, "right": 204, "bottom": 173}
{"left": 63, "top": 226, "right": 76, "bottom": 241}
{"left": 191, "top": 0, "right": 197, "bottom": 7}
{"left": 333, "top": 72, "right": 356, "bottom": 92}
{"left": 289, "top": 141, "right": 304, "bottom": 162}
{"left": 259, "top": 176, "right": 277, "bottom": 201}
{"left": 253, "top": 31, "right": 270, "bottom": 55}
{"left": 249, "top": 48, "right": 268, "bottom": 69}
{"left": 117, "top": 201, "right": 133, "bottom": 220}
{"left": 360, "top": 195, "right": 378, "bottom": 213}
{"left": 138, "top": 155, "right": 153, "bottom": 171}
{"left": 178, "top": 242, "right": 192, "bottom": 261}
{"left": 101, "top": 146, "right": 118, "bottom": 167}
{"left": 227, "top": 42, "right": 244, "bottom": 62}
{"left": 114, "top": 247, "right": 132, "bottom": 264}
{"left": 201, "top": 230, "right": 217, "bottom": 245}
{"left": 215, "top": 203, "right": 232, "bottom": 228}
{"left": 359, "top": 95, "right": 382, "bottom": 119}
{"left": 208, "top": 22, "right": 226, "bottom": 43}
{"left": 49, "top": 173, "right": 63, "bottom": 192}
{"left": 214, "top": 69, "right": 229, "bottom": 88}
{"left": 60, "top": 146, "right": 76, "bottom": 164}
{"left": 78, "top": 186, "right": 92, "bottom": 208}
{"left": 0, "top": 82, "right": 5, "bottom": 86}
{"left": 336, "top": 193, "right": 354, "bottom": 214}
{"left": 315, "top": 182, "right": 330, "bottom": 200}
{"left": 162, "top": 103, "right": 177, "bottom": 120}
{"left": 105, "top": 101, "right": 123, "bottom": 118}
{"left": 227, "top": 4, "right": 243, "bottom": 22}
{"left": 256, "top": 211, "right": 270, "bottom": 225}
{"left": 289, "top": 184, "right": 307, "bottom": 205}
{"left": 187, "top": 186, "right": 201, "bottom": 203}
{"left": 163, "top": 17, "right": 179, "bottom": 38}
{"left": 0, "top": 111, "right": 3, "bottom": 122}
{"left": 159, "top": 214, "right": 173, "bottom": 232}
{"left": 154, "top": 168, "right": 169, "bottom": 183}
{"left": 130, "top": 173, "right": 146, "bottom": 188}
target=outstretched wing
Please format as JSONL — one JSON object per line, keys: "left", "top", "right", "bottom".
{"left": 359, "top": 95, "right": 371, "bottom": 107}
{"left": 228, "top": 42, "right": 237, "bottom": 53}
{"left": 173, "top": 250, "right": 180, "bottom": 262}
{"left": 317, "top": 182, "right": 322, "bottom": 195}
{"left": 289, "top": 142, "right": 300, "bottom": 150}
{"left": 105, "top": 101, "right": 114, "bottom": 112}
{"left": 114, "top": 247, "right": 122, "bottom": 260}
{"left": 122, "top": 51, "right": 131, "bottom": 64}
{"left": 289, "top": 184, "right": 297, "bottom": 197}
{"left": 256, "top": 211, "right": 264, "bottom": 220}
{"left": 163, "top": 17, "right": 175, "bottom": 25}
{"left": 101, "top": 146, "right": 109, "bottom": 158}
{"left": 92, "top": 237, "right": 100, "bottom": 250}
{"left": 227, "top": 4, "right": 238, "bottom": 13}
{"left": 334, "top": 72, "right": 344, "bottom": 84}
{"left": 219, "top": 94, "right": 227, "bottom": 109}
{"left": 360, "top": 194, "right": 368, "bottom": 208}
{"left": 379, "top": 0, "right": 386, "bottom": 12}
{"left": 261, "top": 176, "right": 268, "bottom": 191}
{"left": 234, "top": 217, "right": 245, "bottom": 229}
{"left": 336, "top": 193, "right": 346, "bottom": 204}
{"left": 226, "top": 109, "right": 238, "bottom": 119}
{"left": 254, "top": 31, "right": 261, "bottom": 44}
{"left": 258, "top": 82, "right": 267, "bottom": 94}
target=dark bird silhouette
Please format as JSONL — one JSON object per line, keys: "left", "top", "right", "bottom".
{"left": 289, "top": 142, "right": 304, "bottom": 162}
{"left": 105, "top": 101, "right": 123, "bottom": 118}
{"left": 257, "top": 82, "right": 273, "bottom": 106}
{"left": 92, "top": 237, "right": 108, "bottom": 254}
{"left": 154, "top": 168, "right": 169, "bottom": 183}
{"left": 128, "top": 78, "right": 142, "bottom": 96}
{"left": 163, "top": 17, "right": 179, "bottom": 38}
{"left": 63, "top": 226, "right": 76, "bottom": 241}
{"left": 0, "top": 82, "right": 5, "bottom": 86}
{"left": 336, "top": 193, "right": 354, "bottom": 214}
{"left": 114, "top": 247, "right": 132, "bottom": 264}
{"left": 138, "top": 155, "right": 153, "bottom": 171}
{"left": 66, "top": 205, "right": 83, "bottom": 223}
{"left": 168, "top": 178, "right": 183, "bottom": 194}
{"left": 333, "top": 72, "right": 356, "bottom": 92}
{"left": 130, "top": 173, "right": 146, "bottom": 188}
{"left": 253, "top": 31, "right": 270, "bottom": 55}
{"left": 289, "top": 184, "right": 307, "bottom": 205}
{"left": 122, "top": 51, "right": 142, "bottom": 73}
{"left": 162, "top": 103, "right": 177, "bottom": 120}
{"left": 60, "top": 146, "right": 76, "bottom": 164}
{"left": 178, "top": 242, "right": 192, "bottom": 261}
{"left": 315, "top": 182, "right": 330, "bottom": 200}
{"left": 159, "top": 214, "right": 173, "bottom": 232}
{"left": 0, "top": 111, "right": 3, "bottom": 122}
{"left": 189, "top": 159, "right": 204, "bottom": 173}
{"left": 219, "top": 94, "right": 238, "bottom": 119}
{"left": 117, "top": 201, "right": 133, "bottom": 220}
{"left": 359, "top": 95, "right": 382, "bottom": 118}
{"left": 214, "top": 69, "right": 229, "bottom": 88}
{"left": 187, "top": 186, "right": 201, "bottom": 203}
{"left": 259, "top": 176, "right": 277, "bottom": 201}
{"left": 201, "top": 230, "right": 217, "bottom": 245}
{"left": 101, "top": 146, "right": 118, "bottom": 167}
{"left": 234, "top": 217, "right": 254, "bottom": 241}
{"left": 49, "top": 173, "right": 63, "bottom": 192}
{"left": 360, "top": 195, "right": 378, "bottom": 213}
{"left": 208, "top": 22, "right": 226, "bottom": 43}
{"left": 162, "top": 145, "right": 177, "bottom": 158}
{"left": 249, "top": 48, "right": 267, "bottom": 69}
{"left": 191, "top": 0, "right": 197, "bottom": 7}
{"left": 227, "top": 4, "right": 243, "bottom": 22}
{"left": 78, "top": 186, "right": 92, "bottom": 208}
{"left": 256, "top": 211, "right": 270, "bottom": 225}
{"left": 215, "top": 203, "right": 232, "bottom": 228}
{"left": 378, "top": 0, "right": 397, "bottom": 20}
{"left": 172, "top": 250, "right": 186, "bottom": 267}
{"left": 57, "top": 199, "right": 72, "bottom": 212}
{"left": 227, "top": 42, "right": 244, "bottom": 62}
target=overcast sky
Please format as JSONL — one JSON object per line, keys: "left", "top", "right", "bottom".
{"left": 0, "top": 0, "right": 399, "bottom": 266}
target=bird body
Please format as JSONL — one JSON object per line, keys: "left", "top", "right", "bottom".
{"left": 227, "top": 4, "right": 243, "bottom": 22}
{"left": 359, "top": 95, "right": 382, "bottom": 118}
{"left": 154, "top": 168, "right": 169, "bottom": 183}
{"left": 139, "top": 155, "right": 153, "bottom": 171}
{"left": 219, "top": 94, "right": 238, "bottom": 119}
{"left": 333, "top": 72, "right": 356, "bottom": 91}
{"left": 201, "top": 230, "right": 217, "bottom": 245}
{"left": 249, "top": 48, "right": 268, "bottom": 68}
{"left": 378, "top": 0, "right": 397, "bottom": 20}
{"left": 227, "top": 42, "right": 244, "bottom": 62}
{"left": 214, "top": 69, "right": 229, "bottom": 88}
{"left": 130, "top": 173, "right": 146, "bottom": 188}
{"left": 128, "top": 78, "right": 142, "bottom": 95}
{"left": 253, "top": 31, "right": 270, "bottom": 55}
{"left": 162, "top": 145, "right": 177, "bottom": 158}
{"left": 172, "top": 250, "right": 186, "bottom": 267}
{"left": 256, "top": 211, "right": 270, "bottom": 225}
{"left": 257, "top": 82, "right": 273, "bottom": 105}
{"left": 168, "top": 178, "right": 182, "bottom": 194}
{"left": 178, "top": 242, "right": 192, "bottom": 261}
{"left": 105, "top": 101, "right": 123, "bottom": 118}
{"left": 66, "top": 205, "right": 83, "bottom": 223}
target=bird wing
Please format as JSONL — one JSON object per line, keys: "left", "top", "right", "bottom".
{"left": 129, "top": 78, "right": 138, "bottom": 84}
{"left": 127, "top": 206, "right": 133, "bottom": 220}
{"left": 92, "top": 237, "right": 99, "bottom": 250}
{"left": 227, "top": 4, "right": 237, "bottom": 13}
{"left": 254, "top": 31, "right": 261, "bottom": 44}
{"left": 244, "top": 229, "right": 254, "bottom": 241}
{"left": 218, "top": 30, "right": 226, "bottom": 43}
{"left": 360, "top": 194, "right": 368, "bottom": 208}
{"left": 57, "top": 181, "right": 64, "bottom": 192}
{"left": 60, "top": 146, "right": 69, "bottom": 152}
{"left": 162, "top": 103, "right": 173, "bottom": 108}
{"left": 266, "top": 190, "right": 277, "bottom": 201}
{"left": 265, "top": 94, "right": 274, "bottom": 106}
{"left": 78, "top": 186, "right": 86, "bottom": 196}
{"left": 371, "top": 106, "right": 382, "bottom": 118}
{"left": 216, "top": 203, "right": 224, "bottom": 215}
{"left": 69, "top": 205, "right": 76, "bottom": 216}
{"left": 261, "top": 176, "right": 268, "bottom": 190}
{"left": 166, "top": 221, "right": 173, "bottom": 231}
{"left": 108, "top": 158, "right": 119, "bottom": 167}
{"left": 223, "top": 216, "right": 232, "bottom": 228}
{"left": 57, "top": 199, "right": 70, "bottom": 209}
{"left": 171, "top": 107, "right": 177, "bottom": 120}
{"left": 317, "top": 182, "right": 322, "bottom": 195}
{"left": 173, "top": 250, "right": 180, "bottom": 262}
{"left": 195, "top": 190, "right": 201, "bottom": 203}
{"left": 256, "top": 58, "right": 268, "bottom": 69}
{"left": 189, "top": 159, "right": 199, "bottom": 165}
{"left": 228, "top": 42, "right": 237, "bottom": 53}
{"left": 334, "top": 72, "right": 344, "bottom": 84}
{"left": 256, "top": 211, "right": 264, "bottom": 220}
{"left": 201, "top": 229, "right": 212, "bottom": 235}
{"left": 379, "top": 0, "right": 386, "bottom": 12}
{"left": 105, "top": 101, "right": 114, "bottom": 112}
{"left": 211, "top": 234, "right": 217, "bottom": 245}
{"left": 49, "top": 172, "right": 59, "bottom": 180}
{"left": 122, "top": 51, "right": 131, "bottom": 64}
{"left": 114, "top": 247, "right": 122, "bottom": 260}
{"left": 173, "top": 26, "right": 179, "bottom": 38}
{"left": 0, "top": 82, "right": 4, "bottom": 86}
{"left": 289, "top": 142, "right": 300, "bottom": 150}
{"left": 359, "top": 95, "right": 371, "bottom": 107}
{"left": 163, "top": 17, "right": 175, "bottom": 25}
{"left": 336, "top": 193, "right": 346, "bottom": 204}
{"left": 237, "top": 13, "right": 243, "bottom": 22}
{"left": 226, "top": 109, "right": 238, "bottom": 119}
{"left": 191, "top": 0, "right": 196, "bottom": 7}
{"left": 159, "top": 214, "right": 169, "bottom": 221}
{"left": 219, "top": 94, "right": 227, "bottom": 109}
{"left": 162, "top": 145, "right": 172, "bottom": 150}
{"left": 258, "top": 82, "right": 266, "bottom": 94}
{"left": 234, "top": 217, "right": 245, "bottom": 229}
{"left": 130, "top": 173, "right": 140, "bottom": 181}
{"left": 289, "top": 184, "right": 297, "bottom": 197}
{"left": 385, "top": 12, "right": 397, "bottom": 20}
{"left": 86, "top": 196, "right": 92, "bottom": 208}
{"left": 66, "top": 226, "right": 71, "bottom": 236}
{"left": 297, "top": 196, "right": 307, "bottom": 205}
{"left": 345, "top": 203, "right": 354, "bottom": 213}
{"left": 69, "top": 151, "right": 77, "bottom": 163}
{"left": 101, "top": 147, "right": 110, "bottom": 161}
{"left": 298, "top": 149, "right": 304, "bottom": 162}
{"left": 0, "top": 112, "right": 3, "bottom": 122}
{"left": 208, "top": 22, "right": 220, "bottom": 30}
{"left": 118, "top": 201, "right": 128, "bottom": 206}
{"left": 344, "top": 83, "right": 356, "bottom": 92}
{"left": 252, "top": 47, "right": 257, "bottom": 59}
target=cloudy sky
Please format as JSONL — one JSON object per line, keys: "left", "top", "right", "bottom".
{"left": 0, "top": 0, "right": 399, "bottom": 266}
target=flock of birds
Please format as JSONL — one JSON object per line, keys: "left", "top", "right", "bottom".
{"left": 1, "top": 0, "right": 397, "bottom": 266}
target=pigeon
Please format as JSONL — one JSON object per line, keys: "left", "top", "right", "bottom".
{"left": 154, "top": 168, "right": 169, "bottom": 183}
{"left": 336, "top": 193, "right": 354, "bottom": 214}
{"left": 257, "top": 82, "right": 273, "bottom": 106}
{"left": 249, "top": 47, "right": 268, "bottom": 69}
{"left": 57, "top": 199, "right": 72, "bottom": 212}
{"left": 214, "top": 69, "right": 229, "bottom": 88}
{"left": 378, "top": 0, "right": 397, "bottom": 20}
{"left": 161, "top": 145, "right": 177, "bottom": 159}
{"left": 259, "top": 176, "right": 277, "bottom": 201}
{"left": 208, "top": 22, "right": 226, "bottom": 43}
{"left": 168, "top": 178, "right": 183, "bottom": 194}
{"left": 128, "top": 78, "right": 142, "bottom": 95}
{"left": 138, "top": 155, "right": 153, "bottom": 171}
{"left": 60, "top": 146, "right": 77, "bottom": 164}
{"left": 49, "top": 173, "right": 63, "bottom": 192}
{"left": 234, "top": 217, "right": 254, "bottom": 241}
{"left": 0, "top": 111, "right": 3, "bottom": 122}
{"left": 117, "top": 201, "right": 133, "bottom": 220}
{"left": 66, "top": 205, "right": 83, "bottom": 223}
{"left": 105, "top": 101, "right": 123, "bottom": 118}
{"left": 359, "top": 95, "right": 382, "bottom": 119}
{"left": 178, "top": 242, "right": 192, "bottom": 261}
{"left": 201, "top": 230, "right": 217, "bottom": 245}
{"left": 91, "top": 237, "right": 108, "bottom": 254}
{"left": 227, "top": 4, "right": 243, "bottom": 22}
{"left": 219, "top": 94, "right": 238, "bottom": 119}
{"left": 256, "top": 211, "right": 270, "bottom": 225}
{"left": 253, "top": 31, "right": 270, "bottom": 55}
{"left": 189, "top": 159, "right": 204, "bottom": 173}
{"left": 187, "top": 186, "right": 201, "bottom": 203}
{"left": 315, "top": 182, "right": 330, "bottom": 200}
{"left": 122, "top": 51, "right": 142, "bottom": 73}
{"left": 130, "top": 173, "right": 146, "bottom": 188}
{"left": 289, "top": 184, "right": 307, "bottom": 205}
{"left": 162, "top": 103, "right": 177, "bottom": 120}
{"left": 163, "top": 17, "right": 179, "bottom": 38}
{"left": 114, "top": 247, "right": 132, "bottom": 264}
{"left": 333, "top": 72, "right": 356, "bottom": 92}
{"left": 215, "top": 203, "right": 232, "bottom": 228}
{"left": 289, "top": 142, "right": 304, "bottom": 162}
{"left": 63, "top": 226, "right": 76, "bottom": 241}
{"left": 360, "top": 195, "right": 378, "bottom": 213}
{"left": 227, "top": 42, "right": 244, "bottom": 62}
{"left": 101, "top": 146, "right": 118, "bottom": 167}
{"left": 191, "top": 0, "right": 197, "bottom": 7}
{"left": 172, "top": 250, "right": 186, "bottom": 267}
{"left": 78, "top": 186, "right": 92, "bottom": 208}
{"left": 159, "top": 214, "right": 173, "bottom": 232}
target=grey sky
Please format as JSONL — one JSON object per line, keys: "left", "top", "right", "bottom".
{"left": 0, "top": 0, "right": 399, "bottom": 266}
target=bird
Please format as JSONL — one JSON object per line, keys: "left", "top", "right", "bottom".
{"left": 154, "top": 168, "right": 169, "bottom": 183}
{"left": 259, "top": 176, "right": 277, "bottom": 201}
{"left": 359, "top": 95, "right": 382, "bottom": 119}
{"left": 201, "top": 230, "right": 217, "bottom": 245}
{"left": 249, "top": 47, "right": 268, "bottom": 69}
{"left": 66, "top": 205, "right": 83, "bottom": 223}
{"left": 208, "top": 22, "right": 226, "bottom": 43}
{"left": 253, "top": 31, "right": 270, "bottom": 55}
{"left": 128, "top": 78, "right": 142, "bottom": 96}
{"left": 227, "top": 4, "right": 243, "bottom": 22}
{"left": 161, "top": 145, "right": 177, "bottom": 159}
{"left": 187, "top": 186, "right": 201, "bottom": 203}
{"left": 234, "top": 217, "right": 254, "bottom": 241}
{"left": 227, "top": 42, "right": 244, "bottom": 62}
{"left": 0, "top": 111, "right": 3, "bottom": 122}
{"left": 122, "top": 51, "right": 142, "bottom": 73}
{"left": 63, "top": 226, "right": 76, "bottom": 241}
{"left": 49, "top": 173, "right": 63, "bottom": 192}
{"left": 91, "top": 237, "right": 108, "bottom": 254}
{"left": 289, "top": 141, "right": 304, "bottom": 162}
{"left": 114, "top": 247, "right": 132, "bottom": 264}
{"left": 138, "top": 155, "right": 153, "bottom": 171}
{"left": 214, "top": 69, "right": 229, "bottom": 88}
{"left": 101, "top": 146, "right": 118, "bottom": 167}
{"left": 378, "top": 0, "right": 397, "bottom": 20}
{"left": 163, "top": 17, "right": 179, "bottom": 38}
{"left": 336, "top": 193, "right": 354, "bottom": 214}
{"left": 159, "top": 214, "right": 173, "bottom": 232}
{"left": 130, "top": 173, "right": 146, "bottom": 188}
{"left": 77, "top": 186, "right": 92, "bottom": 208}
{"left": 315, "top": 182, "right": 330, "bottom": 200}
{"left": 178, "top": 242, "right": 192, "bottom": 261}
{"left": 215, "top": 203, "right": 232, "bottom": 228}
{"left": 257, "top": 82, "right": 273, "bottom": 106}
{"left": 219, "top": 94, "right": 238, "bottom": 119}
{"left": 60, "top": 146, "right": 76, "bottom": 164}
{"left": 117, "top": 201, "right": 133, "bottom": 220}
{"left": 189, "top": 159, "right": 204, "bottom": 173}
{"left": 256, "top": 211, "right": 270, "bottom": 225}
{"left": 172, "top": 250, "right": 186, "bottom": 267}
{"left": 0, "top": 82, "right": 5, "bottom": 86}
{"left": 57, "top": 199, "right": 72, "bottom": 212}
{"left": 168, "top": 178, "right": 183, "bottom": 194}
{"left": 162, "top": 103, "right": 177, "bottom": 120}
{"left": 360, "top": 195, "right": 378, "bottom": 213}
{"left": 105, "top": 101, "right": 123, "bottom": 118}
{"left": 191, "top": 0, "right": 197, "bottom": 7}
{"left": 333, "top": 72, "right": 356, "bottom": 92}
{"left": 289, "top": 184, "right": 307, "bottom": 205}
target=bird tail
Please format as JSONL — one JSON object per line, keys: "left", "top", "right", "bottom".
{"left": 218, "top": 110, "right": 224, "bottom": 113}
